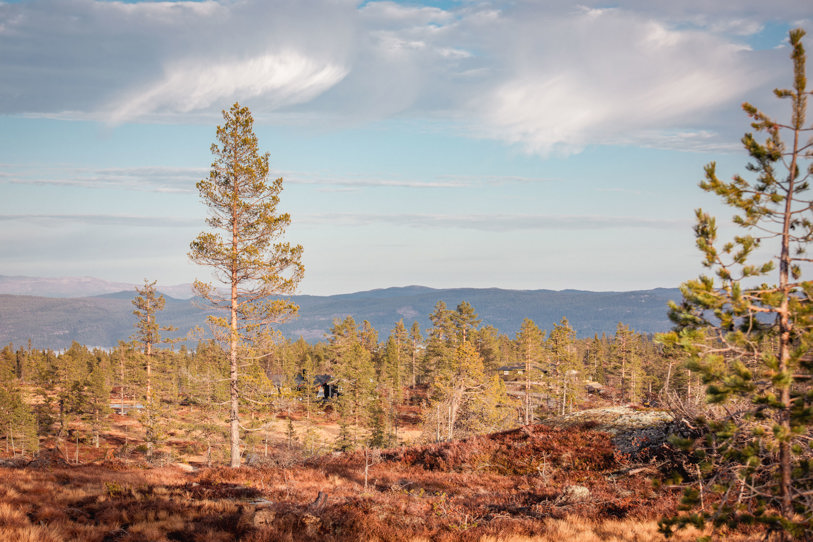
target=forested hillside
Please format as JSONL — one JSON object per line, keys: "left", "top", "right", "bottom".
{"left": 0, "top": 286, "right": 680, "bottom": 349}
{"left": 0, "top": 298, "right": 693, "bottom": 462}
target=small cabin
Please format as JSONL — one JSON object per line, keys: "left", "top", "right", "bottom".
{"left": 295, "top": 372, "right": 340, "bottom": 401}
{"left": 495, "top": 363, "right": 547, "bottom": 381}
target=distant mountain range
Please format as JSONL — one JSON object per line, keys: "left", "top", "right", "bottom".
{"left": 0, "top": 276, "right": 683, "bottom": 350}
{"left": 0, "top": 275, "right": 194, "bottom": 299}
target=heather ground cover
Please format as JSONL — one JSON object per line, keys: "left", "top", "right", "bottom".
{"left": 0, "top": 421, "right": 760, "bottom": 541}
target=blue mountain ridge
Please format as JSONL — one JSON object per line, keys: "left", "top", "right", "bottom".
{"left": 0, "top": 286, "right": 682, "bottom": 350}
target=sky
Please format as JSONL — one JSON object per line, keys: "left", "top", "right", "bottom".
{"left": 0, "top": 0, "right": 811, "bottom": 296}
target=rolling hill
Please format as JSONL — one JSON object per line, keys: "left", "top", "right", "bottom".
{"left": 0, "top": 283, "right": 682, "bottom": 350}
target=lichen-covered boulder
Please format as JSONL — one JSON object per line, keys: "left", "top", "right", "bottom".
{"left": 546, "top": 406, "right": 695, "bottom": 462}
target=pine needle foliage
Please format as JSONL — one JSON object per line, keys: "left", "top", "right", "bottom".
{"left": 659, "top": 29, "right": 813, "bottom": 541}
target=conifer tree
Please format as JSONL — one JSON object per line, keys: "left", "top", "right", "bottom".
{"left": 661, "top": 29, "right": 813, "bottom": 539}
{"left": 131, "top": 280, "right": 174, "bottom": 460}
{"left": 85, "top": 356, "right": 111, "bottom": 449}
{"left": 189, "top": 102, "right": 304, "bottom": 467}
{"left": 328, "top": 317, "right": 376, "bottom": 446}
{"left": 294, "top": 338, "right": 318, "bottom": 419}
{"left": 610, "top": 323, "right": 643, "bottom": 403}
{"left": 381, "top": 320, "right": 409, "bottom": 439}
{"left": 585, "top": 334, "right": 609, "bottom": 385}
{"left": 452, "top": 301, "right": 481, "bottom": 344}
{"left": 360, "top": 320, "right": 380, "bottom": 358}
{"left": 384, "top": 320, "right": 409, "bottom": 395}
{"left": 0, "top": 344, "right": 15, "bottom": 382}
{"left": 547, "top": 317, "right": 581, "bottom": 415}
{"left": 409, "top": 321, "right": 423, "bottom": 388}
{"left": 516, "top": 318, "right": 545, "bottom": 424}
{"left": 328, "top": 316, "right": 361, "bottom": 371}
{"left": 473, "top": 325, "right": 505, "bottom": 371}
{"left": 426, "top": 334, "right": 513, "bottom": 441}
{"left": 0, "top": 371, "right": 37, "bottom": 457}
{"left": 423, "top": 301, "right": 455, "bottom": 383}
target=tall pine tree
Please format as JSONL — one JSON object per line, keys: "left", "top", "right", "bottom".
{"left": 189, "top": 103, "right": 304, "bottom": 467}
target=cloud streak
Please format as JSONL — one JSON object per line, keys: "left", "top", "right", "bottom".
{"left": 0, "top": 164, "right": 206, "bottom": 193}
{"left": 298, "top": 212, "right": 691, "bottom": 232}
{"left": 108, "top": 51, "right": 348, "bottom": 124}
{"left": 0, "top": 213, "right": 199, "bottom": 227}
{"left": 287, "top": 175, "right": 467, "bottom": 189}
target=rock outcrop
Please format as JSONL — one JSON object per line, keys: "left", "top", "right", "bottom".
{"left": 545, "top": 406, "right": 696, "bottom": 462}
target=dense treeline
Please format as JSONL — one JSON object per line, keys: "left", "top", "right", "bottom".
{"left": 0, "top": 298, "right": 697, "bottom": 464}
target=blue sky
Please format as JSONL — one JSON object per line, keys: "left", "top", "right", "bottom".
{"left": 0, "top": 0, "right": 811, "bottom": 296}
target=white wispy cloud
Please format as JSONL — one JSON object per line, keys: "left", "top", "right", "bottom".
{"left": 0, "top": 213, "right": 199, "bottom": 227}
{"left": 0, "top": 164, "right": 205, "bottom": 192}
{"left": 283, "top": 172, "right": 558, "bottom": 190}
{"left": 297, "top": 212, "right": 690, "bottom": 231}
{"left": 107, "top": 52, "right": 348, "bottom": 124}
{"left": 287, "top": 175, "right": 467, "bottom": 189}
{"left": 0, "top": 0, "right": 809, "bottom": 151}
{"left": 437, "top": 174, "right": 559, "bottom": 185}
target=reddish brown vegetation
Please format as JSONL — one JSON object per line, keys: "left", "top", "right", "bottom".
{"left": 0, "top": 423, "right": 737, "bottom": 541}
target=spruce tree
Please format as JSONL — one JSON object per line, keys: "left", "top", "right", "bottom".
{"left": 189, "top": 102, "right": 304, "bottom": 467}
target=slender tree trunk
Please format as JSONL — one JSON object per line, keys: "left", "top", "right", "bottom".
{"left": 435, "top": 404, "right": 440, "bottom": 442}
{"left": 230, "top": 282, "right": 240, "bottom": 467}
{"left": 363, "top": 447, "right": 370, "bottom": 490}
{"left": 524, "top": 344, "right": 531, "bottom": 425}
{"left": 621, "top": 353, "right": 626, "bottom": 402}
{"left": 392, "top": 400, "right": 398, "bottom": 441}
{"left": 411, "top": 338, "right": 417, "bottom": 388}
{"left": 146, "top": 332, "right": 153, "bottom": 461}
{"left": 119, "top": 348, "right": 126, "bottom": 416}
{"left": 630, "top": 368, "right": 636, "bottom": 403}
{"left": 776, "top": 122, "right": 799, "bottom": 525}
{"left": 230, "top": 187, "right": 241, "bottom": 468}
{"left": 687, "top": 373, "right": 692, "bottom": 403}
